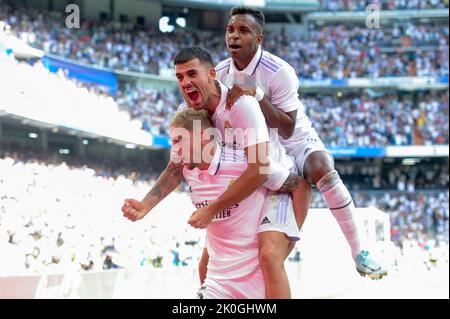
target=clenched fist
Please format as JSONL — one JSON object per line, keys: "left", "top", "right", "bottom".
{"left": 122, "top": 198, "right": 148, "bottom": 222}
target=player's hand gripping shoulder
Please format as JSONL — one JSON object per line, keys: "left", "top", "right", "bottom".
{"left": 226, "top": 84, "right": 257, "bottom": 109}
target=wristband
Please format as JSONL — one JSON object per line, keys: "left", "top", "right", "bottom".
{"left": 254, "top": 86, "right": 264, "bottom": 102}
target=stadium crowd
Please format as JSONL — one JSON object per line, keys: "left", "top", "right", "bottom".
{"left": 0, "top": 4, "right": 227, "bottom": 75}
{"left": 0, "top": 2, "right": 448, "bottom": 276}
{"left": 1, "top": 4, "right": 448, "bottom": 79}
{"left": 0, "top": 43, "right": 449, "bottom": 147}
{"left": 303, "top": 90, "right": 449, "bottom": 146}
{"left": 115, "top": 83, "right": 182, "bottom": 137}
{"left": 0, "top": 148, "right": 448, "bottom": 275}
{"left": 310, "top": 191, "right": 449, "bottom": 248}
{"left": 335, "top": 159, "right": 449, "bottom": 191}
{"left": 2, "top": 47, "right": 448, "bottom": 146}
{"left": 0, "top": 52, "right": 152, "bottom": 145}
{"left": 1, "top": 3, "right": 448, "bottom": 146}
{"left": 0, "top": 149, "right": 203, "bottom": 276}
{"left": 117, "top": 85, "right": 449, "bottom": 146}
{"left": 269, "top": 23, "right": 448, "bottom": 80}
{"left": 319, "top": 0, "right": 449, "bottom": 11}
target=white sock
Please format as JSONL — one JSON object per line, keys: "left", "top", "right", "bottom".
{"left": 317, "top": 170, "right": 362, "bottom": 260}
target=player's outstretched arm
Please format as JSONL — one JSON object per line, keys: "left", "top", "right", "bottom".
{"left": 122, "top": 160, "right": 183, "bottom": 222}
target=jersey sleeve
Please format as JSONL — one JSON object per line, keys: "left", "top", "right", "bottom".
{"left": 270, "top": 66, "right": 302, "bottom": 113}
{"left": 230, "top": 96, "right": 269, "bottom": 148}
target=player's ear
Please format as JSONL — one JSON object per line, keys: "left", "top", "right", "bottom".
{"left": 256, "top": 32, "right": 263, "bottom": 45}
{"left": 209, "top": 66, "right": 216, "bottom": 80}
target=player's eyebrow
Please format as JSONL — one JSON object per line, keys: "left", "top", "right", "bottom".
{"left": 175, "top": 69, "right": 198, "bottom": 77}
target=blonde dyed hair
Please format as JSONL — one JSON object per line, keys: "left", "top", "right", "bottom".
{"left": 170, "top": 108, "right": 213, "bottom": 131}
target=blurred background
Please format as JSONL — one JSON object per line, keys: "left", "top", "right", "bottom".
{"left": 0, "top": 0, "right": 448, "bottom": 298}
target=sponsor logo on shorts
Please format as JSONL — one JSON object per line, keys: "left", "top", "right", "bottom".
{"left": 260, "top": 216, "right": 271, "bottom": 225}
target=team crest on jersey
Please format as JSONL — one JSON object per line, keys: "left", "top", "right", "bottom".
{"left": 223, "top": 119, "right": 241, "bottom": 150}
{"left": 224, "top": 120, "right": 233, "bottom": 131}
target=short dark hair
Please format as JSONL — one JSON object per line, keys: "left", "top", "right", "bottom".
{"left": 174, "top": 47, "right": 213, "bottom": 67}
{"left": 229, "top": 6, "right": 265, "bottom": 31}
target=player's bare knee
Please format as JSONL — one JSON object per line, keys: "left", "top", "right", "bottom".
{"left": 259, "top": 246, "right": 284, "bottom": 273}
{"left": 259, "top": 236, "right": 290, "bottom": 272}
{"left": 304, "top": 152, "right": 335, "bottom": 185}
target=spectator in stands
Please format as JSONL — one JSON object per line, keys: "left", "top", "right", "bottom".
{"left": 1, "top": 4, "right": 448, "bottom": 79}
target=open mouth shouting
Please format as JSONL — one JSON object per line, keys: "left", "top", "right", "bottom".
{"left": 185, "top": 87, "right": 201, "bottom": 106}
{"left": 229, "top": 44, "right": 242, "bottom": 54}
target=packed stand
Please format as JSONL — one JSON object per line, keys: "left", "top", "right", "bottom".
{"left": 319, "top": 0, "right": 449, "bottom": 11}
{"left": 111, "top": 84, "right": 450, "bottom": 146}
{"left": 0, "top": 148, "right": 203, "bottom": 276}
{"left": 115, "top": 83, "right": 183, "bottom": 136}
{"left": 0, "top": 4, "right": 228, "bottom": 75}
{"left": 0, "top": 52, "right": 151, "bottom": 144}
{"left": 304, "top": 90, "right": 449, "bottom": 146}
{"left": 1, "top": 148, "right": 448, "bottom": 275}
{"left": 1, "top": 4, "right": 448, "bottom": 145}
{"left": 310, "top": 190, "right": 449, "bottom": 249}
{"left": 116, "top": 87, "right": 449, "bottom": 146}
{"left": 335, "top": 160, "right": 449, "bottom": 191}
{"left": 265, "top": 22, "right": 449, "bottom": 80}
{"left": 1, "top": 49, "right": 448, "bottom": 146}
{"left": 1, "top": 4, "right": 448, "bottom": 80}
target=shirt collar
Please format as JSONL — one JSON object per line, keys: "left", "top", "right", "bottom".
{"left": 211, "top": 81, "right": 229, "bottom": 120}
{"left": 218, "top": 81, "right": 229, "bottom": 109}
{"left": 183, "top": 142, "right": 222, "bottom": 177}
{"left": 228, "top": 45, "right": 263, "bottom": 76}
{"left": 207, "top": 141, "right": 223, "bottom": 176}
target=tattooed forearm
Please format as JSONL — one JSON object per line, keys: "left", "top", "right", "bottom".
{"left": 278, "top": 173, "right": 302, "bottom": 193}
{"left": 141, "top": 161, "right": 183, "bottom": 211}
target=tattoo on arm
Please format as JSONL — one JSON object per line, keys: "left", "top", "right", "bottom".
{"left": 141, "top": 162, "right": 183, "bottom": 210}
{"left": 278, "top": 173, "right": 301, "bottom": 193}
